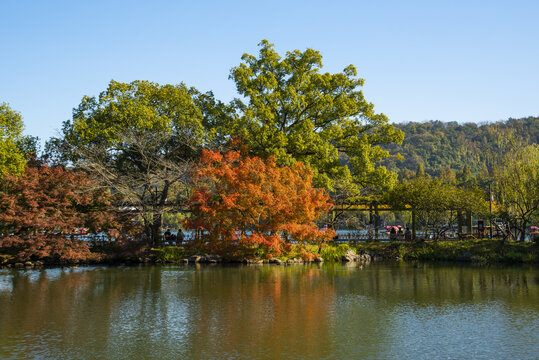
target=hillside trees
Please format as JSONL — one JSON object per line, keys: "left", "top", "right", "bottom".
{"left": 383, "top": 117, "right": 539, "bottom": 178}
{"left": 51, "top": 80, "right": 205, "bottom": 246}
{"left": 226, "top": 40, "right": 404, "bottom": 193}
{"left": 187, "top": 150, "right": 334, "bottom": 259}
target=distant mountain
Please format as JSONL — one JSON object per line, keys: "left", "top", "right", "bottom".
{"left": 381, "top": 117, "right": 539, "bottom": 178}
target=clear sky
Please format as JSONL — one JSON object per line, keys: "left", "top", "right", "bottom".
{"left": 1, "top": 0, "right": 538, "bottom": 143}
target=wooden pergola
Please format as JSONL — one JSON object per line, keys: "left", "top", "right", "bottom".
{"left": 330, "top": 201, "right": 477, "bottom": 241}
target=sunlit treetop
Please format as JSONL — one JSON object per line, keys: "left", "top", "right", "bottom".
{"left": 227, "top": 40, "right": 404, "bottom": 191}
{"left": 0, "top": 102, "right": 26, "bottom": 177}
{"left": 69, "top": 80, "right": 205, "bottom": 148}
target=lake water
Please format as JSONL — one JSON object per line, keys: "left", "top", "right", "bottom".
{"left": 0, "top": 263, "right": 538, "bottom": 359}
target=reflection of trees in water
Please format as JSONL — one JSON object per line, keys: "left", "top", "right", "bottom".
{"left": 0, "top": 268, "right": 114, "bottom": 358}
{"left": 0, "top": 265, "right": 337, "bottom": 359}
{"left": 0, "top": 264, "right": 538, "bottom": 359}
{"left": 322, "top": 264, "right": 539, "bottom": 359}
{"left": 331, "top": 263, "right": 539, "bottom": 307}
{"left": 0, "top": 266, "right": 173, "bottom": 359}
{"left": 186, "top": 265, "right": 337, "bottom": 359}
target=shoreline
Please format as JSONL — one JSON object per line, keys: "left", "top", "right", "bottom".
{"left": 2, "top": 239, "right": 537, "bottom": 269}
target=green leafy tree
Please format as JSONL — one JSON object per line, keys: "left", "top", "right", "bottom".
{"left": 0, "top": 103, "right": 27, "bottom": 177}
{"left": 439, "top": 166, "right": 456, "bottom": 184}
{"left": 457, "top": 164, "right": 474, "bottom": 186}
{"left": 416, "top": 163, "right": 426, "bottom": 178}
{"left": 494, "top": 144, "right": 539, "bottom": 241}
{"left": 389, "top": 177, "right": 487, "bottom": 240}
{"left": 227, "top": 40, "right": 404, "bottom": 192}
{"left": 51, "top": 80, "right": 205, "bottom": 246}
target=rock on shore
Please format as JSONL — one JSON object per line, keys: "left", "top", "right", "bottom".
{"left": 341, "top": 249, "right": 371, "bottom": 263}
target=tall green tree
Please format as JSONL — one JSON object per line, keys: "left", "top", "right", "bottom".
{"left": 494, "top": 144, "right": 539, "bottom": 241}
{"left": 457, "top": 164, "right": 474, "bottom": 186}
{"left": 0, "top": 103, "right": 27, "bottom": 177}
{"left": 416, "top": 163, "right": 426, "bottom": 178}
{"left": 227, "top": 40, "right": 404, "bottom": 192}
{"left": 52, "top": 80, "right": 205, "bottom": 246}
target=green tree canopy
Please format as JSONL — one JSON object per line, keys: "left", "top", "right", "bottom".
{"left": 53, "top": 80, "right": 206, "bottom": 246}
{"left": 67, "top": 80, "right": 204, "bottom": 150}
{"left": 494, "top": 144, "right": 539, "bottom": 241}
{"left": 226, "top": 40, "right": 404, "bottom": 191}
{"left": 382, "top": 117, "right": 539, "bottom": 178}
{"left": 0, "top": 103, "right": 27, "bottom": 177}
{"left": 388, "top": 177, "right": 487, "bottom": 239}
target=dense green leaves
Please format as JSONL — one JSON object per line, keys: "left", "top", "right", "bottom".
{"left": 0, "top": 103, "right": 26, "bottom": 177}
{"left": 494, "top": 144, "right": 539, "bottom": 240}
{"left": 68, "top": 80, "right": 204, "bottom": 151}
{"left": 227, "top": 40, "right": 404, "bottom": 191}
{"left": 382, "top": 117, "right": 539, "bottom": 179}
{"left": 54, "top": 80, "right": 206, "bottom": 246}
{"left": 388, "top": 176, "right": 488, "bottom": 239}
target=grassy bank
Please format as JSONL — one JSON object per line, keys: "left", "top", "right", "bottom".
{"left": 150, "top": 240, "right": 538, "bottom": 265}
{"left": 352, "top": 240, "right": 539, "bottom": 264}
{"left": 2, "top": 239, "right": 537, "bottom": 268}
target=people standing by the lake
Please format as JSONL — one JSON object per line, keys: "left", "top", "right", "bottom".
{"left": 405, "top": 227, "right": 412, "bottom": 241}
{"left": 390, "top": 226, "right": 397, "bottom": 241}
{"left": 164, "top": 229, "right": 172, "bottom": 245}
{"left": 177, "top": 229, "right": 185, "bottom": 244}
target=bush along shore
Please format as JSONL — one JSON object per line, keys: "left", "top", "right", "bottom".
{"left": 149, "top": 240, "right": 539, "bottom": 266}
{"left": 1, "top": 240, "right": 538, "bottom": 269}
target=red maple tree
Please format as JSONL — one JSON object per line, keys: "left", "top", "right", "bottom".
{"left": 0, "top": 164, "right": 129, "bottom": 263}
{"left": 187, "top": 150, "right": 334, "bottom": 258}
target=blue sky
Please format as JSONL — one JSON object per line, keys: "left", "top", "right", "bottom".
{"left": 1, "top": 0, "right": 538, "bottom": 143}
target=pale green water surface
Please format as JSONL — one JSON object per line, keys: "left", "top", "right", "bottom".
{"left": 0, "top": 263, "right": 538, "bottom": 359}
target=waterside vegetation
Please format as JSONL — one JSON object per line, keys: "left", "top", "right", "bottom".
{"left": 0, "top": 41, "right": 538, "bottom": 268}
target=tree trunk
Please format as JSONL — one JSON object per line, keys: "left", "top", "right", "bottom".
{"left": 412, "top": 208, "right": 416, "bottom": 240}
{"left": 374, "top": 203, "right": 379, "bottom": 242}
{"left": 151, "top": 213, "right": 163, "bottom": 247}
{"left": 466, "top": 211, "right": 472, "bottom": 237}
{"left": 368, "top": 204, "right": 374, "bottom": 241}
{"left": 143, "top": 215, "right": 152, "bottom": 245}
{"left": 520, "top": 220, "right": 527, "bottom": 242}
{"left": 457, "top": 210, "right": 463, "bottom": 239}
{"left": 151, "top": 181, "right": 170, "bottom": 247}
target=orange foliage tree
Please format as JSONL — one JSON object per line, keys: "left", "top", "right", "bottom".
{"left": 187, "top": 150, "right": 335, "bottom": 259}
{"left": 0, "top": 164, "right": 131, "bottom": 263}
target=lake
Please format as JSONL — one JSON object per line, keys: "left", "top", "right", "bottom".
{"left": 0, "top": 263, "right": 538, "bottom": 359}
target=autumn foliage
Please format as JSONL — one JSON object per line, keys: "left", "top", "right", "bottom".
{"left": 0, "top": 164, "right": 128, "bottom": 263}
{"left": 187, "top": 150, "right": 334, "bottom": 259}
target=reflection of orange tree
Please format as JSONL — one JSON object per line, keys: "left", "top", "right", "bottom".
{"left": 187, "top": 150, "right": 335, "bottom": 259}
{"left": 187, "top": 266, "right": 336, "bottom": 358}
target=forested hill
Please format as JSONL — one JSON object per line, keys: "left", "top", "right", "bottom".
{"left": 381, "top": 117, "right": 539, "bottom": 178}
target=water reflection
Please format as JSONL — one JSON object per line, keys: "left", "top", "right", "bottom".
{"left": 0, "top": 264, "right": 537, "bottom": 359}
{"left": 185, "top": 265, "right": 336, "bottom": 359}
